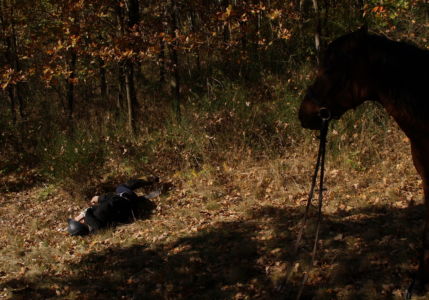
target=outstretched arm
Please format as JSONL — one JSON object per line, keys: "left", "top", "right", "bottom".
{"left": 73, "top": 195, "right": 100, "bottom": 222}
{"left": 90, "top": 195, "right": 100, "bottom": 205}
{"left": 74, "top": 209, "right": 87, "bottom": 223}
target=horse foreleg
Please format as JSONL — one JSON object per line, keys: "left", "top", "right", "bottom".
{"left": 409, "top": 141, "right": 429, "bottom": 294}
{"left": 414, "top": 181, "right": 429, "bottom": 292}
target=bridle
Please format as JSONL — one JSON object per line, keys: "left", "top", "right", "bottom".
{"left": 287, "top": 107, "right": 330, "bottom": 300}
{"left": 294, "top": 108, "right": 330, "bottom": 254}
{"left": 318, "top": 107, "right": 331, "bottom": 121}
{"left": 306, "top": 86, "right": 340, "bottom": 121}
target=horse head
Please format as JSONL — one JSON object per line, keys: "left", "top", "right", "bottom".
{"left": 299, "top": 26, "right": 374, "bottom": 130}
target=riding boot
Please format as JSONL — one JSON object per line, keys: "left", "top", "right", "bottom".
{"left": 125, "top": 177, "right": 159, "bottom": 190}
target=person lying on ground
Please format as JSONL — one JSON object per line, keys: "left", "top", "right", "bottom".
{"left": 67, "top": 178, "right": 159, "bottom": 236}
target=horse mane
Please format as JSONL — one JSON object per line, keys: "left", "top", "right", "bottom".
{"left": 365, "top": 33, "right": 429, "bottom": 119}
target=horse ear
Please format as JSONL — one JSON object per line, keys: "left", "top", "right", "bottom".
{"left": 358, "top": 24, "right": 368, "bottom": 35}
{"left": 353, "top": 24, "right": 368, "bottom": 40}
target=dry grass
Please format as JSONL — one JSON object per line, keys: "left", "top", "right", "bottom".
{"left": 0, "top": 112, "right": 426, "bottom": 299}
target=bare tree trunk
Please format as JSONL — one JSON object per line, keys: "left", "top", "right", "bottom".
{"left": 127, "top": 0, "right": 139, "bottom": 29}
{"left": 115, "top": 6, "right": 126, "bottom": 113}
{"left": 16, "top": 83, "right": 24, "bottom": 119}
{"left": 66, "top": 50, "right": 77, "bottom": 120}
{"left": 128, "top": 0, "right": 146, "bottom": 86}
{"left": 123, "top": 0, "right": 140, "bottom": 134}
{"left": 66, "top": 10, "right": 80, "bottom": 122}
{"left": 322, "top": 0, "right": 330, "bottom": 38}
{"left": 170, "top": 45, "right": 181, "bottom": 120}
{"left": 9, "top": 13, "right": 24, "bottom": 119}
{"left": 312, "top": 0, "right": 321, "bottom": 65}
{"left": 169, "top": 0, "right": 181, "bottom": 121}
{"left": 99, "top": 58, "right": 108, "bottom": 99}
{"left": 221, "top": 0, "right": 230, "bottom": 43}
{"left": 7, "top": 86, "right": 16, "bottom": 124}
{"left": 239, "top": 19, "right": 248, "bottom": 79}
{"left": 297, "top": 0, "right": 306, "bottom": 64}
{"left": 426, "top": 0, "right": 429, "bottom": 22}
{"left": 1, "top": 0, "right": 24, "bottom": 121}
{"left": 117, "top": 64, "right": 126, "bottom": 111}
{"left": 190, "top": 9, "right": 201, "bottom": 74}
{"left": 159, "top": 39, "right": 166, "bottom": 83}
{"left": 10, "top": 30, "right": 25, "bottom": 119}
{"left": 124, "top": 61, "right": 136, "bottom": 134}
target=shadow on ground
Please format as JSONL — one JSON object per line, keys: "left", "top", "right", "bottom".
{"left": 1, "top": 203, "right": 424, "bottom": 299}
{"left": 0, "top": 168, "right": 43, "bottom": 194}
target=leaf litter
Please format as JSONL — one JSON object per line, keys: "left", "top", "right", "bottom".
{"left": 0, "top": 127, "right": 425, "bottom": 299}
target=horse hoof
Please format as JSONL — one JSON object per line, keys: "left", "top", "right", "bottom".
{"left": 274, "top": 282, "right": 286, "bottom": 293}
{"left": 404, "top": 287, "right": 413, "bottom": 300}
{"left": 406, "top": 278, "right": 428, "bottom": 299}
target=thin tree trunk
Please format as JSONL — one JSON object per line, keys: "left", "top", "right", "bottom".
{"left": 7, "top": 86, "right": 16, "bottom": 124}
{"left": 124, "top": 61, "right": 136, "bottom": 135}
{"left": 266, "top": 0, "right": 275, "bottom": 70}
{"left": 10, "top": 24, "right": 25, "bottom": 119}
{"left": 322, "top": 0, "right": 330, "bottom": 39}
{"left": 115, "top": 5, "right": 126, "bottom": 113}
{"left": 16, "top": 83, "right": 24, "bottom": 119}
{"left": 239, "top": 19, "right": 248, "bottom": 79}
{"left": 159, "top": 39, "right": 166, "bottom": 83}
{"left": 297, "top": 0, "right": 306, "bottom": 64}
{"left": 170, "top": 45, "right": 181, "bottom": 120}
{"left": 312, "top": 0, "right": 321, "bottom": 65}
{"left": 426, "top": 0, "right": 429, "bottom": 22}
{"left": 66, "top": 9, "right": 80, "bottom": 122}
{"left": 9, "top": 11, "right": 24, "bottom": 119}
{"left": 256, "top": 6, "right": 262, "bottom": 64}
{"left": 117, "top": 64, "right": 126, "bottom": 111}
{"left": 190, "top": 9, "right": 201, "bottom": 74}
{"left": 123, "top": 0, "right": 140, "bottom": 134}
{"left": 169, "top": 0, "right": 181, "bottom": 120}
{"left": 67, "top": 50, "right": 77, "bottom": 120}
{"left": 1, "top": 0, "right": 24, "bottom": 120}
{"left": 99, "top": 58, "right": 108, "bottom": 99}
{"left": 221, "top": 0, "right": 230, "bottom": 43}
{"left": 127, "top": 0, "right": 144, "bottom": 84}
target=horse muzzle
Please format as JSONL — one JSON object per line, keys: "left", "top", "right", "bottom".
{"left": 318, "top": 107, "right": 331, "bottom": 121}
{"left": 299, "top": 107, "right": 331, "bottom": 130}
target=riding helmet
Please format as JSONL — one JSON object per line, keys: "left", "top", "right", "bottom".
{"left": 67, "top": 219, "right": 90, "bottom": 236}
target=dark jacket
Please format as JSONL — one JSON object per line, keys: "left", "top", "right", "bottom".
{"left": 84, "top": 193, "right": 137, "bottom": 231}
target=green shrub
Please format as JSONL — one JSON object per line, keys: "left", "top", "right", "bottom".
{"left": 38, "top": 129, "right": 106, "bottom": 192}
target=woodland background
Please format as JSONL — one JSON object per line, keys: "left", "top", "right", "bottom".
{"left": 1, "top": 0, "right": 427, "bottom": 191}
{"left": 1, "top": 1, "right": 429, "bottom": 299}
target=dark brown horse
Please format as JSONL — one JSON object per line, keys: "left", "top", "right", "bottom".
{"left": 299, "top": 26, "right": 429, "bottom": 294}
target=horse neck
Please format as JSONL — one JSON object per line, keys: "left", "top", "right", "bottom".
{"left": 364, "top": 39, "right": 428, "bottom": 130}
{"left": 375, "top": 82, "right": 427, "bottom": 139}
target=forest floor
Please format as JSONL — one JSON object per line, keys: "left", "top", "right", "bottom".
{"left": 0, "top": 127, "right": 428, "bottom": 300}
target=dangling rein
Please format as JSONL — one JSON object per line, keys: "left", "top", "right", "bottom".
{"left": 293, "top": 108, "right": 331, "bottom": 299}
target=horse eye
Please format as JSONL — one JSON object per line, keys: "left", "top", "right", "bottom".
{"left": 324, "top": 65, "right": 335, "bottom": 75}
